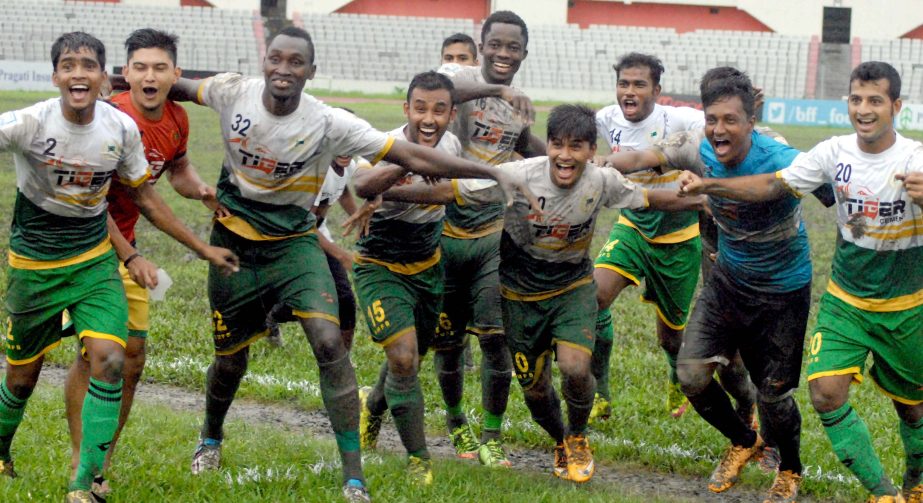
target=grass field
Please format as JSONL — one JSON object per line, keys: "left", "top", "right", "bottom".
{"left": 0, "top": 89, "right": 921, "bottom": 502}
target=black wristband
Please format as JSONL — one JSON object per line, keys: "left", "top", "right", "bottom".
{"left": 123, "top": 252, "right": 141, "bottom": 267}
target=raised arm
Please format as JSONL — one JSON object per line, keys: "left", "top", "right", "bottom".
{"left": 167, "top": 77, "right": 205, "bottom": 103}
{"left": 129, "top": 182, "right": 239, "bottom": 274}
{"left": 165, "top": 156, "right": 217, "bottom": 208}
{"left": 678, "top": 170, "right": 788, "bottom": 202}
{"left": 352, "top": 163, "right": 410, "bottom": 198}
{"left": 451, "top": 80, "right": 534, "bottom": 125}
{"left": 382, "top": 180, "right": 455, "bottom": 205}
{"left": 603, "top": 149, "right": 665, "bottom": 175}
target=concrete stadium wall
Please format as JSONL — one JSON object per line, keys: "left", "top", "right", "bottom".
{"left": 335, "top": 0, "right": 488, "bottom": 20}
{"left": 568, "top": 1, "right": 771, "bottom": 32}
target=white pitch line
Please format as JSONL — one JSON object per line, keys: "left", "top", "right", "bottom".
{"left": 147, "top": 356, "right": 854, "bottom": 485}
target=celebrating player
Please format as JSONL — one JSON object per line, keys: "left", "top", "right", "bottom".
{"left": 378, "top": 104, "right": 700, "bottom": 483}
{"left": 678, "top": 61, "right": 923, "bottom": 503}
{"left": 62, "top": 29, "right": 220, "bottom": 498}
{"left": 159, "top": 27, "right": 532, "bottom": 502}
{"left": 432, "top": 10, "right": 544, "bottom": 467}
{"left": 0, "top": 32, "right": 237, "bottom": 503}
{"left": 352, "top": 71, "right": 460, "bottom": 485}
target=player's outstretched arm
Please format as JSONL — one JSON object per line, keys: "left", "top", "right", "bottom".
{"left": 382, "top": 140, "right": 540, "bottom": 209}
{"left": 646, "top": 189, "right": 706, "bottom": 212}
{"left": 168, "top": 77, "right": 204, "bottom": 103}
{"left": 165, "top": 156, "right": 217, "bottom": 204}
{"left": 678, "top": 171, "right": 786, "bottom": 202}
{"left": 383, "top": 180, "right": 455, "bottom": 205}
{"left": 129, "top": 182, "right": 240, "bottom": 275}
{"left": 896, "top": 172, "right": 923, "bottom": 207}
{"left": 451, "top": 79, "right": 534, "bottom": 125}
{"left": 601, "top": 149, "right": 665, "bottom": 174}
{"left": 107, "top": 214, "right": 159, "bottom": 288}
{"left": 352, "top": 164, "right": 411, "bottom": 198}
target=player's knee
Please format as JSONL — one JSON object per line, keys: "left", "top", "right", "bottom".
{"left": 677, "top": 363, "right": 711, "bottom": 396}
{"left": 122, "top": 350, "right": 146, "bottom": 386}
{"left": 97, "top": 350, "right": 125, "bottom": 382}
{"left": 214, "top": 352, "right": 248, "bottom": 380}
{"left": 808, "top": 381, "right": 848, "bottom": 414}
{"left": 557, "top": 353, "right": 591, "bottom": 381}
{"left": 4, "top": 373, "right": 38, "bottom": 400}
{"left": 387, "top": 349, "right": 418, "bottom": 376}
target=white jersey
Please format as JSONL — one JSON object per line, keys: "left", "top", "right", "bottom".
{"left": 354, "top": 126, "right": 461, "bottom": 267}
{"left": 197, "top": 73, "right": 393, "bottom": 238}
{"left": 456, "top": 158, "right": 647, "bottom": 296}
{"left": 0, "top": 98, "right": 149, "bottom": 261}
{"left": 1, "top": 98, "right": 148, "bottom": 218}
{"left": 595, "top": 103, "right": 704, "bottom": 153}
{"left": 779, "top": 133, "right": 923, "bottom": 308}
{"left": 315, "top": 158, "right": 361, "bottom": 241}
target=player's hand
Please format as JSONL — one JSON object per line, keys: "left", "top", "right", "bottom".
{"left": 202, "top": 246, "right": 240, "bottom": 275}
{"left": 678, "top": 170, "right": 705, "bottom": 196}
{"left": 493, "top": 169, "right": 542, "bottom": 213}
{"left": 593, "top": 154, "right": 611, "bottom": 167}
{"left": 126, "top": 255, "right": 159, "bottom": 289}
{"left": 896, "top": 172, "right": 923, "bottom": 206}
{"left": 499, "top": 87, "right": 535, "bottom": 126}
{"left": 342, "top": 195, "right": 382, "bottom": 237}
{"left": 421, "top": 174, "right": 442, "bottom": 185}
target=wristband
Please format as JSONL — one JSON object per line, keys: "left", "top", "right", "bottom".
{"left": 123, "top": 252, "right": 141, "bottom": 267}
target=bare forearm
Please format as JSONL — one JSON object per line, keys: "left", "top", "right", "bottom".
{"left": 133, "top": 185, "right": 209, "bottom": 256}
{"left": 452, "top": 79, "right": 504, "bottom": 103}
{"left": 353, "top": 165, "right": 408, "bottom": 198}
{"left": 605, "top": 150, "right": 663, "bottom": 174}
{"left": 516, "top": 132, "right": 545, "bottom": 158}
{"left": 339, "top": 189, "right": 358, "bottom": 216}
{"left": 167, "top": 160, "right": 208, "bottom": 200}
{"left": 647, "top": 190, "right": 705, "bottom": 212}
{"left": 701, "top": 174, "right": 786, "bottom": 202}
{"left": 168, "top": 77, "right": 203, "bottom": 103}
{"left": 383, "top": 181, "right": 454, "bottom": 205}
{"left": 106, "top": 214, "right": 135, "bottom": 261}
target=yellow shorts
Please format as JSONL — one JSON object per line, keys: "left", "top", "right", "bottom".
{"left": 119, "top": 263, "right": 150, "bottom": 338}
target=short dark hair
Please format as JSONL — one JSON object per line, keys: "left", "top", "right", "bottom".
{"left": 407, "top": 71, "right": 456, "bottom": 106}
{"left": 614, "top": 53, "right": 664, "bottom": 86}
{"left": 849, "top": 61, "right": 901, "bottom": 101}
{"left": 125, "top": 28, "right": 179, "bottom": 65}
{"left": 701, "top": 73, "right": 755, "bottom": 118}
{"left": 481, "top": 10, "right": 528, "bottom": 48}
{"left": 271, "top": 26, "right": 315, "bottom": 63}
{"left": 699, "top": 66, "right": 746, "bottom": 95}
{"left": 51, "top": 32, "right": 105, "bottom": 71}
{"left": 442, "top": 33, "right": 477, "bottom": 58}
{"left": 547, "top": 104, "right": 597, "bottom": 144}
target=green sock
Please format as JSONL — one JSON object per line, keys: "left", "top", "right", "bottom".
{"left": 445, "top": 403, "right": 466, "bottom": 430}
{"left": 900, "top": 416, "right": 923, "bottom": 485}
{"left": 0, "top": 378, "right": 27, "bottom": 461}
{"left": 385, "top": 372, "right": 428, "bottom": 458}
{"left": 819, "top": 403, "right": 896, "bottom": 496}
{"left": 482, "top": 411, "right": 503, "bottom": 441}
{"left": 591, "top": 309, "right": 614, "bottom": 401}
{"left": 664, "top": 350, "right": 679, "bottom": 384}
{"left": 72, "top": 378, "right": 122, "bottom": 491}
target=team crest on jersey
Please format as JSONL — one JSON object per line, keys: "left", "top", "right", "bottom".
{"left": 840, "top": 183, "right": 906, "bottom": 224}
{"left": 230, "top": 137, "right": 307, "bottom": 179}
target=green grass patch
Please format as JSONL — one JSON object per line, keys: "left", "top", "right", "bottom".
{"left": 1, "top": 91, "right": 922, "bottom": 502}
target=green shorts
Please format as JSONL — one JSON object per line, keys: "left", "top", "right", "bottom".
{"left": 5, "top": 249, "right": 127, "bottom": 365}
{"left": 438, "top": 233, "right": 503, "bottom": 348}
{"left": 594, "top": 223, "right": 701, "bottom": 329}
{"left": 807, "top": 294, "right": 923, "bottom": 405}
{"left": 502, "top": 281, "right": 597, "bottom": 389}
{"left": 353, "top": 259, "right": 444, "bottom": 351}
{"left": 208, "top": 223, "right": 339, "bottom": 356}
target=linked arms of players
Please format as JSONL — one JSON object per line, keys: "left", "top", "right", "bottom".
{"left": 128, "top": 182, "right": 240, "bottom": 275}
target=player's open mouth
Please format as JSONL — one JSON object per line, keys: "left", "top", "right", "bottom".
{"left": 713, "top": 139, "right": 732, "bottom": 156}
{"left": 621, "top": 98, "right": 638, "bottom": 114}
{"left": 142, "top": 86, "right": 159, "bottom": 98}
{"left": 418, "top": 125, "right": 438, "bottom": 142}
{"left": 69, "top": 84, "right": 90, "bottom": 100}
{"left": 554, "top": 161, "right": 576, "bottom": 180}
{"left": 855, "top": 117, "right": 876, "bottom": 130}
